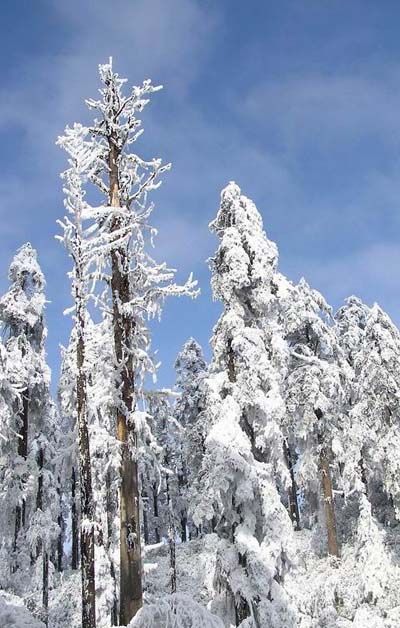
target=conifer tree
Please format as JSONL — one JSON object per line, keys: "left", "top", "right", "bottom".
{"left": 195, "top": 182, "right": 295, "bottom": 627}
{"left": 57, "top": 128, "right": 97, "bottom": 628}
{"left": 284, "top": 279, "right": 351, "bottom": 557}
{"left": 174, "top": 338, "right": 207, "bottom": 541}
{"left": 0, "top": 244, "right": 58, "bottom": 621}
{"left": 58, "top": 60, "right": 197, "bottom": 624}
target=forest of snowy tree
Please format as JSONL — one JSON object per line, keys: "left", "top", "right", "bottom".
{"left": 2, "top": 60, "right": 400, "bottom": 628}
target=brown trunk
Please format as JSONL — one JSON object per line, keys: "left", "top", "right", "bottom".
{"left": 76, "top": 268, "right": 96, "bottom": 627}
{"left": 319, "top": 446, "right": 340, "bottom": 557}
{"left": 71, "top": 467, "right": 79, "bottom": 570}
{"left": 14, "top": 390, "right": 29, "bottom": 555}
{"left": 284, "top": 442, "right": 301, "bottom": 531}
{"left": 315, "top": 409, "right": 339, "bottom": 557}
{"left": 108, "top": 140, "right": 142, "bottom": 624}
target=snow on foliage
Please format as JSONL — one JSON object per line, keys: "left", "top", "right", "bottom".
{"left": 128, "top": 593, "right": 224, "bottom": 628}
{"left": 195, "top": 182, "right": 296, "bottom": 626}
{"left": 0, "top": 591, "right": 45, "bottom": 627}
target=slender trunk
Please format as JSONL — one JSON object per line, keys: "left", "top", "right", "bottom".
{"left": 42, "top": 551, "right": 49, "bottom": 627}
{"left": 180, "top": 516, "right": 187, "bottom": 543}
{"left": 76, "top": 266, "right": 96, "bottom": 627}
{"left": 35, "top": 447, "right": 44, "bottom": 561}
{"left": 141, "top": 478, "right": 149, "bottom": 546}
{"left": 178, "top": 454, "right": 188, "bottom": 542}
{"left": 106, "top": 470, "right": 118, "bottom": 627}
{"left": 168, "top": 511, "right": 177, "bottom": 594}
{"left": 71, "top": 467, "right": 79, "bottom": 570}
{"left": 14, "top": 390, "right": 29, "bottom": 555}
{"left": 57, "top": 482, "right": 64, "bottom": 572}
{"left": 164, "top": 440, "right": 176, "bottom": 594}
{"left": 152, "top": 482, "right": 160, "bottom": 544}
{"left": 284, "top": 442, "right": 301, "bottom": 531}
{"left": 35, "top": 447, "right": 49, "bottom": 623}
{"left": 108, "top": 140, "right": 142, "bottom": 624}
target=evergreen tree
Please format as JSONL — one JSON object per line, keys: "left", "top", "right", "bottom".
{"left": 0, "top": 244, "right": 58, "bottom": 621}
{"left": 338, "top": 302, "right": 400, "bottom": 521}
{"left": 58, "top": 59, "right": 197, "bottom": 624}
{"left": 57, "top": 130, "right": 97, "bottom": 627}
{"left": 174, "top": 338, "right": 207, "bottom": 541}
{"left": 195, "top": 182, "right": 296, "bottom": 627}
{"left": 283, "top": 278, "right": 351, "bottom": 557}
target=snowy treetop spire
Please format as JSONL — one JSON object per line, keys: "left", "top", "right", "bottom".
{"left": 210, "top": 181, "right": 279, "bottom": 313}
{"left": 0, "top": 243, "right": 46, "bottom": 335}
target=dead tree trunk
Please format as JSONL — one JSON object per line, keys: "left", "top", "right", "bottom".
{"left": 108, "top": 139, "right": 142, "bottom": 625}
{"left": 71, "top": 467, "right": 79, "bottom": 570}
{"left": 76, "top": 264, "right": 96, "bottom": 628}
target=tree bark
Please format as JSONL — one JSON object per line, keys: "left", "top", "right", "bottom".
{"left": 315, "top": 408, "right": 340, "bottom": 558}
{"left": 76, "top": 267, "right": 96, "bottom": 628}
{"left": 319, "top": 447, "right": 340, "bottom": 557}
{"left": 71, "top": 467, "right": 79, "bottom": 570}
{"left": 108, "top": 140, "right": 142, "bottom": 625}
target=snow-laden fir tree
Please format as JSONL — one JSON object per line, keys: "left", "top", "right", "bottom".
{"left": 57, "top": 130, "right": 97, "bottom": 628}
{"left": 0, "top": 244, "right": 58, "bottom": 623}
{"left": 58, "top": 59, "right": 197, "bottom": 624}
{"left": 283, "top": 278, "right": 352, "bottom": 557}
{"left": 174, "top": 338, "right": 207, "bottom": 541}
{"left": 194, "top": 182, "right": 296, "bottom": 628}
{"left": 337, "top": 300, "right": 400, "bottom": 523}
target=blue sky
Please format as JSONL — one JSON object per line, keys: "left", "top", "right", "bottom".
{"left": 1, "top": 0, "right": 400, "bottom": 389}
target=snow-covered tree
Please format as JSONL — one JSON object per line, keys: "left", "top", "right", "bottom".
{"left": 283, "top": 278, "right": 352, "bottom": 557}
{"left": 57, "top": 59, "right": 197, "bottom": 624}
{"left": 337, "top": 301, "right": 400, "bottom": 521}
{"left": 0, "top": 244, "right": 58, "bottom": 622}
{"left": 57, "top": 133, "right": 97, "bottom": 627}
{"left": 173, "top": 338, "right": 207, "bottom": 541}
{"left": 195, "top": 182, "right": 296, "bottom": 627}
